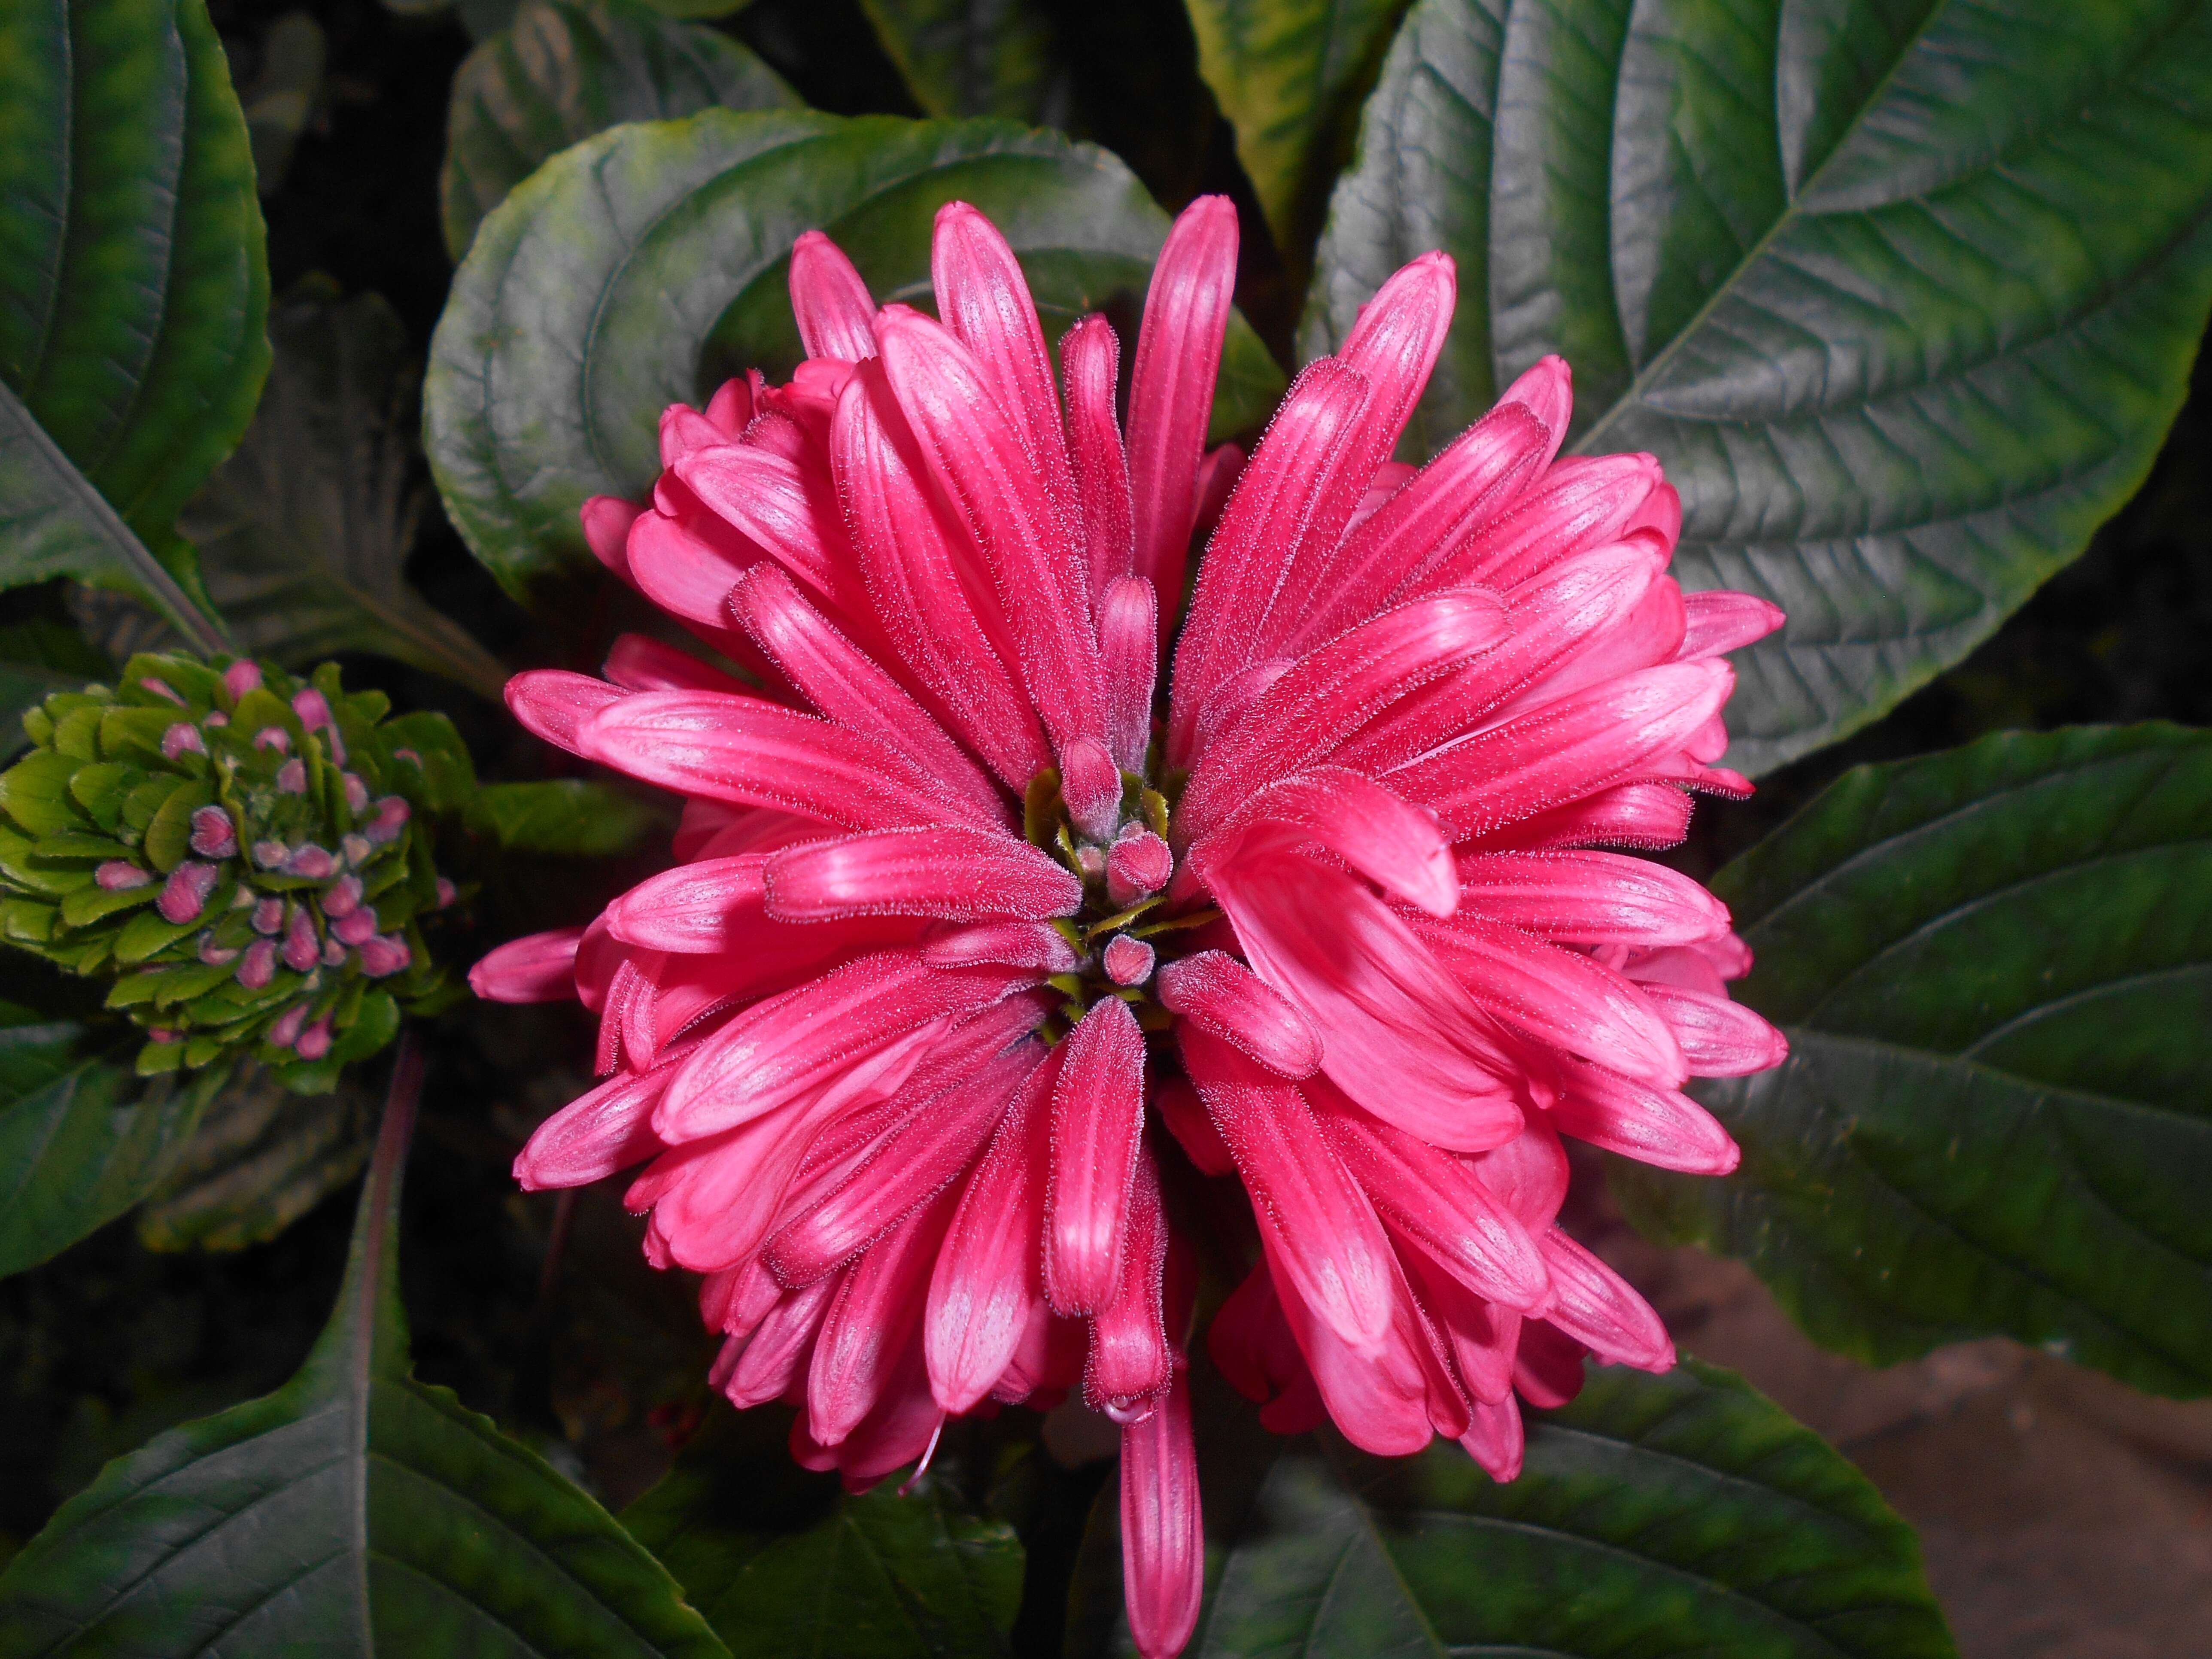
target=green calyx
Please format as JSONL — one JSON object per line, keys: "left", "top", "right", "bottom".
{"left": 0, "top": 653, "right": 472, "bottom": 1088}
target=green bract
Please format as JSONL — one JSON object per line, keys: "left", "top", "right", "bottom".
{"left": 0, "top": 653, "right": 469, "bottom": 1085}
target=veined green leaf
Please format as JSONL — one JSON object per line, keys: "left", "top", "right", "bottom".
{"left": 0, "top": 0, "right": 268, "bottom": 648}
{"left": 425, "top": 109, "right": 1285, "bottom": 604}
{"left": 1615, "top": 723, "right": 2212, "bottom": 1397}
{"left": 1067, "top": 1359, "right": 1956, "bottom": 1658}
{"left": 859, "top": 0, "right": 1073, "bottom": 123}
{"left": 441, "top": 0, "right": 800, "bottom": 260}
{"left": 469, "top": 778, "right": 663, "bottom": 855}
{"left": 0, "top": 1046, "right": 732, "bottom": 1655}
{"left": 1302, "top": 0, "right": 2212, "bottom": 774}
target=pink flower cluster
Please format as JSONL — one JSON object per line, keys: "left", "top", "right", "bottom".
{"left": 473, "top": 199, "right": 1786, "bottom": 1656}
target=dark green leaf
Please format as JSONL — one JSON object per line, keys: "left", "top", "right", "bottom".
{"left": 0, "top": 620, "right": 109, "bottom": 762}
{"left": 102, "top": 282, "right": 512, "bottom": 702}
{"left": 1068, "top": 1358, "right": 1955, "bottom": 1658}
{"left": 1184, "top": 0, "right": 1412, "bottom": 265}
{"left": 468, "top": 779, "right": 664, "bottom": 855}
{"left": 0, "top": 1009, "right": 227, "bottom": 1279}
{"left": 858, "top": 0, "right": 1073, "bottom": 123}
{"left": 441, "top": 0, "right": 800, "bottom": 260}
{"left": 1614, "top": 723, "right": 2212, "bottom": 1397}
{"left": 426, "top": 109, "right": 1286, "bottom": 603}
{"left": 1302, "top": 0, "right": 2212, "bottom": 774}
{"left": 0, "top": 1054, "right": 732, "bottom": 1656}
{"left": 236, "top": 10, "right": 326, "bottom": 195}
{"left": 0, "top": 0, "right": 268, "bottom": 649}
{"left": 624, "top": 1406, "right": 1023, "bottom": 1658}
{"left": 136, "top": 1061, "right": 375, "bottom": 1252}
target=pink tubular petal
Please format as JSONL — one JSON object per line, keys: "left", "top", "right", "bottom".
{"left": 921, "top": 921, "right": 1079, "bottom": 975}
{"left": 1175, "top": 589, "right": 1508, "bottom": 841}
{"left": 603, "top": 634, "right": 751, "bottom": 696}
{"left": 704, "top": 376, "right": 754, "bottom": 437}
{"left": 1154, "top": 1076, "right": 1234, "bottom": 1176}
{"left": 660, "top": 404, "right": 728, "bottom": 466}
{"left": 1062, "top": 315, "right": 1135, "bottom": 596}
{"left": 831, "top": 362, "right": 1054, "bottom": 787}
{"left": 875, "top": 306, "right": 1104, "bottom": 751}
{"left": 582, "top": 495, "right": 643, "bottom": 580}
{"left": 720, "top": 1275, "right": 839, "bottom": 1409}
{"left": 1546, "top": 1060, "right": 1740, "bottom": 1175}
{"left": 622, "top": 510, "right": 762, "bottom": 652}
{"left": 605, "top": 855, "right": 767, "bottom": 951}
{"left": 1086, "top": 1144, "right": 1171, "bottom": 1420}
{"left": 515, "top": 1064, "right": 673, "bottom": 1188}
{"left": 1310, "top": 1083, "right": 1549, "bottom": 1312}
{"left": 1453, "top": 850, "right": 1729, "bottom": 945}
{"left": 729, "top": 562, "right": 1003, "bottom": 814}
{"left": 1045, "top": 997, "right": 1146, "bottom": 1316}
{"left": 656, "top": 954, "right": 1018, "bottom": 1139}
{"left": 808, "top": 1188, "right": 957, "bottom": 1446}
{"left": 1119, "top": 1365, "right": 1203, "bottom": 1659}
{"left": 469, "top": 927, "right": 585, "bottom": 1003}
{"left": 1102, "top": 935, "right": 1155, "bottom": 986}
{"left": 1403, "top": 1246, "right": 1520, "bottom": 1404}
{"left": 768, "top": 1039, "right": 1038, "bottom": 1285}
{"left": 1060, "top": 736, "right": 1123, "bottom": 842}
{"left": 1636, "top": 984, "right": 1789, "bottom": 1077}
{"left": 1386, "top": 660, "right": 1733, "bottom": 838}
{"left": 1410, "top": 453, "right": 1664, "bottom": 597}
{"left": 1154, "top": 950, "right": 1321, "bottom": 1079}
{"left": 1458, "top": 1392, "right": 1525, "bottom": 1481}
{"left": 1106, "top": 829, "right": 1173, "bottom": 908}
{"left": 1410, "top": 914, "right": 1686, "bottom": 1086}
{"left": 1258, "top": 1228, "right": 1431, "bottom": 1454}
{"left": 1098, "top": 576, "right": 1159, "bottom": 771}
{"left": 1678, "top": 589, "right": 1786, "bottom": 661}
{"left": 1167, "top": 359, "right": 1370, "bottom": 765}
{"left": 933, "top": 202, "right": 1077, "bottom": 492}
{"left": 1537, "top": 1228, "right": 1675, "bottom": 1370}
{"left": 1127, "top": 195, "right": 1238, "bottom": 634}
{"left": 764, "top": 828, "right": 1082, "bottom": 922}
{"left": 1218, "top": 768, "right": 1456, "bottom": 918}
{"left": 926, "top": 1051, "right": 1058, "bottom": 1411}
{"left": 674, "top": 443, "right": 860, "bottom": 620}
{"left": 1179, "top": 1028, "right": 1395, "bottom": 1353}
{"left": 1465, "top": 781, "right": 1694, "bottom": 853}
{"left": 1206, "top": 851, "right": 1522, "bottom": 1152}
{"left": 790, "top": 230, "right": 878, "bottom": 362}
{"left": 578, "top": 690, "right": 997, "bottom": 832}
{"left": 505, "top": 671, "right": 627, "bottom": 757}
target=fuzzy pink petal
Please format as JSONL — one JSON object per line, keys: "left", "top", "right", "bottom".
{"left": 932, "top": 202, "right": 1078, "bottom": 501}
{"left": 1098, "top": 576, "right": 1159, "bottom": 772}
{"left": 505, "top": 671, "right": 628, "bottom": 758}
{"left": 1126, "top": 195, "right": 1237, "bottom": 635}
{"left": 1155, "top": 949, "right": 1321, "bottom": 1079}
{"left": 603, "top": 634, "right": 752, "bottom": 696}
{"left": 1085, "top": 1144, "right": 1171, "bottom": 1420}
{"left": 1679, "top": 589, "right": 1786, "bottom": 660}
{"left": 1044, "top": 997, "right": 1146, "bottom": 1316}
{"left": 515, "top": 1063, "right": 673, "bottom": 1188}
{"left": 875, "top": 305, "right": 1104, "bottom": 751}
{"left": 790, "top": 230, "right": 878, "bottom": 362}
{"left": 764, "top": 828, "right": 1082, "bottom": 922}
{"left": 1537, "top": 1228, "right": 1674, "bottom": 1370}
{"left": 1119, "top": 1363, "right": 1203, "bottom": 1659}
{"left": 674, "top": 443, "right": 861, "bottom": 622}
{"left": 1217, "top": 768, "right": 1457, "bottom": 918}
{"left": 926, "top": 1051, "right": 1058, "bottom": 1411}
{"left": 1453, "top": 849, "right": 1729, "bottom": 945}
{"left": 1546, "top": 1059, "right": 1741, "bottom": 1174}
{"left": 921, "top": 921, "right": 1080, "bottom": 975}
{"left": 1062, "top": 314, "right": 1136, "bottom": 596}
{"left": 1637, "top": 984, "right": 1790, "bottom": 1076}
{"left": 1458, "top": 1391, "right": 1525, "bottom": 1480}
{"left": 807, "top": 1188, "right": 958, "bottom": 1446}
{"left": 469, "top": 927, "right": 585, "bottom": 1003}
{"left": 1464, "top": 781, "right": 1695, "bottom": 853}
{"left": 1179, "top": 1029, "right": 1397, "bottom": 1354}
{"left": 582, "top": 495, "right": 644, "bottom": 581}
{"left": 720, "top": 1275, "right": 839, "bottom": 1409}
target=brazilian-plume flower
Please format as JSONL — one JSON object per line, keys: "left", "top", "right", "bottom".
{"left": 472, "top": 199, "right": 1788, "bottom": 1656}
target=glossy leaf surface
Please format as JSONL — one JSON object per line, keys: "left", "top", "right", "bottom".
{"left": 625, "top": 1407, "right": 1024, "bottom": 1658}
{"left": 1067, "top": 1359, "right": 1955, "bottom": 1657}
{"left": 859, "top": 0, "right": 1072, "bottom": 123}
{"left": 1302, "top": 0, "right": 2212, "bottom": 773}
{"left": 442, "top": 0, "right": 799, "bottom": 259}
{"left": 0, "top": 1058, "right": 732, "bottom": 1656}
{"left": 426, "top": 109, "right": 1285, "bottom": 602}
{"left": 469, "top": 779, "right": 663, "bottom": 855}
{"left": 0, "top": 0, "right": 268, "bottom": 644}
{"left": 1617, "top": 724, "right": 2212, "bottom": 1396}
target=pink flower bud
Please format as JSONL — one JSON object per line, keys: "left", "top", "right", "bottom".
{"left": 283, "top": 907, "right": 321, "bottom": 972}
{"left": 204, "top": 710, "right": 229, "bottom": 728}
{"left": 1106, "top": 830, "right": 1174, "bottom": 908}
{"left": 276, "top": 758, "right": 307, "bottom": 793}
{"left": 189, "top": 804, "right": 237, "bottom": 858}
{"left": 321, "top": 938, "right": 346, "bottom": 967}
{"left": 160, "top": 722, "right": 205, "bottom": 760}
{"left": 292, "top": 689, "right": 345, "bottom": 762}
{"left": 359, "top": 935, "right": 410, "bottom": 978}
{"left": 157, "top": 861, "right": 220, "bottom": 924}
{"left": 236, "top": 938, "right": 278, "bottom": 990}
{"left": 341, "top": 835, "right": 373, "bottom": 866}
{"left": 283, "top": 844, "right": 336, "bottom": 879}
{"left": 1103, "top": 934, "right": 1156, "bottom": 987}
{"left": 435, "top": 877, "right": 457, "bottom": 908}
{"left": 342, "top": 772, "right": 368, "bottom": 812}
{"left": 253, "top": 726, "right": 290, "bottom": 753}
{"left": 95, "top": 860, "right": 151, "bottom": 891}
{"left": 322, "top": 874, "right": 363, "bottom": 918}
{"left": 1060, "top": 737, "right": 1122, "bottom": 841}
{"left": 295, "top": 1016, "right": 334, "bottom": 1060}
{"left": 333, "top": 908, "right": 377, "bottom": 946}
{"left": 267, "top": 1005, "right": 308, "bottom": 1049}
{"left": 197, "top": 932, "right": 238, "bottom": 966}
{"left": 252, "top": 897, "right": 285, "bottom": 935}
{"left": 222, "top": 661, "right": 262, "bottom": 700}
{"left": 140, "top": 677, "right": 184, "bottom": 705}
{"left": 365, "top": 796, "right": 410, "bottom": 845}
{"left": 252, "top": 840, "right": 288, "bottom": 869}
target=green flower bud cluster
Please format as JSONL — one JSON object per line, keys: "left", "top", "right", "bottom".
{"left": 0, "top": 653, "right": 470, "bottom": 1083}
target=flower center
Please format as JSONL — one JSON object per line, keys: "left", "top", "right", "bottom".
{"left": 1024, "top": 754, "right": 1216, "bottom": 1044}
